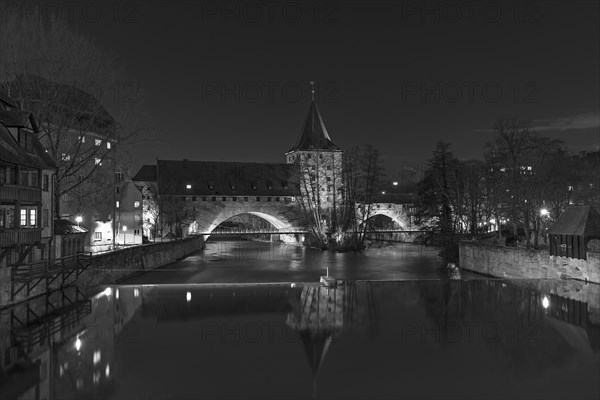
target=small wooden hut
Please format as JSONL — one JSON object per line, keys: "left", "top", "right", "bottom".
{"left": 547, "top": 206, "right": 600, "bottom": 260}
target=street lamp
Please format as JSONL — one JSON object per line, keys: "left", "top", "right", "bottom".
{"left": 122, "top": 226, "right": 127, "bottom": 246}
{"left": 540, "top": 208, "right": 549, "bottom": 217}
{"left": 75, "top": 215, "right": 82, "bottom": 226}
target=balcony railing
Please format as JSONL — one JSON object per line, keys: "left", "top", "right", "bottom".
{"left": 0, "top": 184, "right": 42, "bottom": 203}
{"left": 0, "top": 228, "right": 42, "bottom": 247}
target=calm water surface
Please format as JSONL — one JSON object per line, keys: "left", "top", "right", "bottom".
{"left": 2, "top": 241, "right": 598, "bottom": 399}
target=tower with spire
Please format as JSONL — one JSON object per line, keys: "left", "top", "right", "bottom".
{"left": 285, "top": 82, "right": 343, "bottom": 214}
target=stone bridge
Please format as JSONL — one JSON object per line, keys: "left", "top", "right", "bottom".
{"left": 356, "top": 202, "right": 412, "bottom": 229}
{"left": 133, "top": 160, "right": 416, "bottom": 243}
{"left": 188, "top": 197, "right": 303, "bottom": 242}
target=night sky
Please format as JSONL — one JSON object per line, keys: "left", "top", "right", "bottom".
{"left": 62, "top": 0, "right": 599, "bottom": 176}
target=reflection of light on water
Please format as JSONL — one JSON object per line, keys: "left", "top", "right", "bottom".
{"left": 542, "top": 296, "right": 550, "bottom": 309}
{"left": 186, "top": 292, "right": 192, "bottom": 302}
{"left": 105, "top": 364, "right": 110, "bottom": 377}
{"left": 93, "top": 350, "right": 101, "bottom": 365}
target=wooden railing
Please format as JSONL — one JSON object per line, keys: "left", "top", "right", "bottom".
{"left": 11, "top": 252, "right": 93, "bottom": 283}
{"left": 0, "top": 184, "right": 42, "bottom": 203}
{"left": 0, "top": 228, "right": 42, "bottom": 247}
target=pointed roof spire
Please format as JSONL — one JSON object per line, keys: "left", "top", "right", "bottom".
{"left": 286, "top": 81, "right": 341, "bottom": 153}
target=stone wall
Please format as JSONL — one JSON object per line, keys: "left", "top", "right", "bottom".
{"left": 459, "top": 241, "right": 600, "bottom": 284}
{"left": 0, "top": 236, "right": 204, "bottom": 308}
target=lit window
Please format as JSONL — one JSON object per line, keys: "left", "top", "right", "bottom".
{"left": 95, "top": 139, "right": 102, "bottom": 146}
{"left": 186, "top": 184, "right": 191, "bottom": 189}
{"left": 61, "top": 153, "right": 71, "bottom": 161}
{"left": 94, "top": 232, "right": 102, "bottom": 241}
{"left": 20, "top": 209, "right": 27, "bottom": 226}
{"left": 95, "top": 158, "right": 102, "bottom": 165}
{"left": 79, "top": 135, "right": 85, "bottom": 143}
{"left": 134, "top": 201, "right": 140, "bottom": 208}
{"left": 116, "top": 201, "right": 120, "bottom": 208}
{"left": 29, "top": 209, "right": 36, "bottom": 226}
{"left": 107, "top": 141, "right": 111, "bottom": 149}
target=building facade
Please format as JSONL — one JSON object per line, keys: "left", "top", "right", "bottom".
{"left": 0, "top": 100, "right": 57, "bottom": 304}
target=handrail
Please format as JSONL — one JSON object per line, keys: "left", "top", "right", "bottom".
{"left": 11, "top": 252, "right": 93, "bottom": 283}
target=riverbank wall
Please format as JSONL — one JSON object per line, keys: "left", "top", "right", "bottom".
{"left": 0, "top": 236, "right": 204, "bottom": 308}
{"left": 459, "top": 241, "right": 600, "bottom": 284}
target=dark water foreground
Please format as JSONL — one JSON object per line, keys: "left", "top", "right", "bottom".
{"left": 2, "top": 279, "right": 598, "bottom": 399}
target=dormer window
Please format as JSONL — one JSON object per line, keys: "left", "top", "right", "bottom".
{"left": 251, "top": 182, "right": 257, "bottom": 190}
{"left": 208, "top": 181, "right": 215, "bottom": 190}
{"left": 230, "top": 182, "right": 236, "bottom": 190}
{"left": 266, "top": 181, "right": 272, "bottom": 190}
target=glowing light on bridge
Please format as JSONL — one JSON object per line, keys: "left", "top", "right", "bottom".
{"left": 186, "top": 291, "right": 192, "bottom": 302}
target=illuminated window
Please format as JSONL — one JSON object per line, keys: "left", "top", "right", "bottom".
{"left": 95, "top": 139, "right": 102, "bottom": 146}
{"left": 107, "top": 142, "right": 111, "bottom": 149}
{"left": 134, "top": 201, "right": 140, "bottom": 208}
{"left": 186, "top": 184, "right": 191, "bottom": 189}
{"left": 79, "top": 135, "right": 85, "bottom": 143}
{"left": 61, "top": 153, "right": 71, "bottom": 161}
{"left": 20, "top": 209, "right": 27, "bottom": 226}
{"left": 116, "top": 201, "right": 120, "bottom": 208}
{"left": 95, "top": 158, "right": 102, "bottom": 165}
{"left": 29, "top": 208, "right": 36, "bottom": 226}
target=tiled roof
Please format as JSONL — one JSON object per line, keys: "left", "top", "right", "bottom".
{"left": 0, "top": 110, "right": 39, "bottom": 131}
{"left": 287, "top": 102, "right": 341, "bottom": 153}
{"left": 132, "top": 164, "right": 157, "bottom": 181}
{"left": 0, "top": 121, "right": 56, "bottom": 170}
{"left": 136, "top": 159, "right": 296, "bottom": 196}
{"left": 547, "top": 206, "right": 600, "bottom": 237}
{"left": 54, "top": 219, "right": 88, "bottom": 235}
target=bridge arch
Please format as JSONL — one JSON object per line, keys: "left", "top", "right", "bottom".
{"left": 357, "top": 208, "right": 409, "bottom": 230}
{"left": 206, "top": 210, "right": 292, "bottom": 234}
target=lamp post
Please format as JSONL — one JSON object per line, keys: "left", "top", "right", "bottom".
{"left": 122, "top": 226, "right": 127, "bottom": 246}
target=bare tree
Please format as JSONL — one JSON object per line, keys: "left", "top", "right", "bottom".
{"left": 0, "top": 13, "right": 148, "bottom": 218}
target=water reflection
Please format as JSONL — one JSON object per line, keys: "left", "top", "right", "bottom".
{"left": 0, "top": 279, "right": 598, "bottom": 399}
